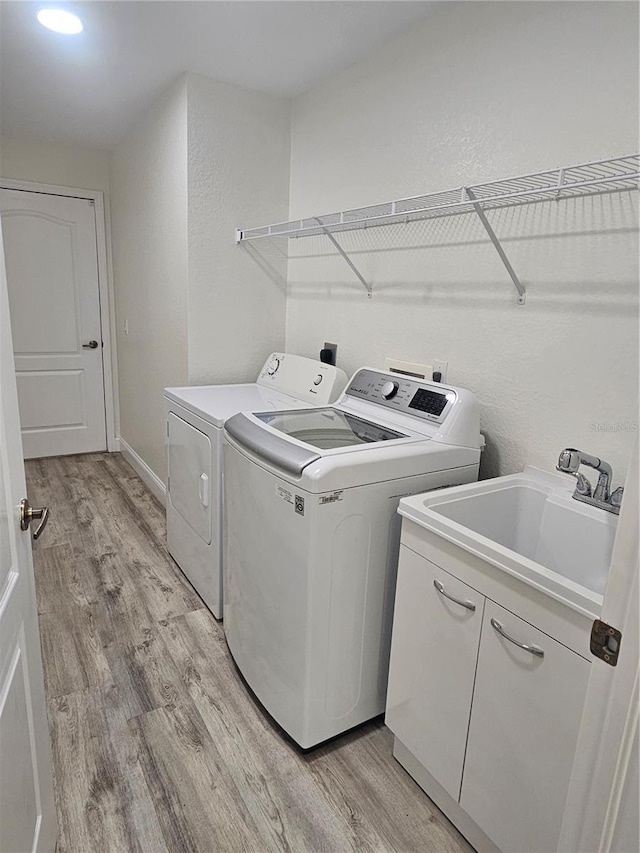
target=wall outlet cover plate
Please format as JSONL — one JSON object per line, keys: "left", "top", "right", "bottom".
{"left": 384, "top": 358, "right": 432, "bottom": 380}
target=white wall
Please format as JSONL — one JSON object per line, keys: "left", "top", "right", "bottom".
{"left": 286, "top": 0, "right": 639, "bottom": 481}
{"left": 108, "top": 74, "right": 290, "bottom": 483}
{"left": 186, "top": 74, "right": 290, "bottom": 384}
{"left": 109, "top": 78, "right": 189, "bottom": 483}
{"left": 0, "top": 136, "right": 110, "bottom": 191}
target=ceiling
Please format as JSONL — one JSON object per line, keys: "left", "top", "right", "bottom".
{"left": 0, "top": 1, "right": 435, "bottom": 150}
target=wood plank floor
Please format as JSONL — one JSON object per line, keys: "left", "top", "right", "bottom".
{"left": 25, "top": 452, "right": 473, "bottom": 853}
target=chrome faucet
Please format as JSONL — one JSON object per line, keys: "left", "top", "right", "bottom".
{"left": 556, "top": 448, "right": 624, "bottom": 514}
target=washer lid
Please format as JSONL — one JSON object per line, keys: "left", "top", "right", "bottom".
{"left": 225, "top": 412, "right": 321, "bottom": 476}
{"left": 254, "top": 408, "right": 407, "bottom": 449}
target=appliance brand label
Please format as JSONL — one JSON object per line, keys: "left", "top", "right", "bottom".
{"left": 318, "top": 490, "right": 344, "bottom": 505}
{"left": 276, "top": 485, "right": 294, "bottom": 505}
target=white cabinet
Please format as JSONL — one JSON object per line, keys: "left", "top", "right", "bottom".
{"left": 386, "top": 542, "right": 591, "bottom": 853}
{"left": 460, "top": 601, "right": 590, "bottom": 853}
{"left": 386, "top": 550, "right": 484, "bottom": 800}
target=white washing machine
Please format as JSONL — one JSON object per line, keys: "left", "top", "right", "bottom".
{"left": 164, "top": 353, "right": 347, "bottom": 619}
{"left": 223, "top": 367, "right": 483, "bottom": 749}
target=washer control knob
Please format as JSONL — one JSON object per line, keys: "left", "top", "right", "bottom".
{"left": 265, "top": 356, "right": 280, "bottom": 376}
{"left": 381, "top": 380, "right": 399, "bottom": 400}
{"left": 313, "top": 374, "right": 323, "bottom": 386}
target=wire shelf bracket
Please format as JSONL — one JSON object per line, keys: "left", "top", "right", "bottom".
{"left": 312, "top": 217, "right": 372, "bottom": 297}
{"left": 464, "top": 187, "right": 526, "bottom": 304}
{"left": 236, "top": 154, "right": 639, "bottom": 304}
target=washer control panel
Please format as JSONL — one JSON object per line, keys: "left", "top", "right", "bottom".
{"left": 345, "top": 368, "right": 456, "bottom": 424}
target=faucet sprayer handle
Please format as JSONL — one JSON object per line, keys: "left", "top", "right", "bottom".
{"left": 557, "top": 448, "right": 581, "bottom": 474}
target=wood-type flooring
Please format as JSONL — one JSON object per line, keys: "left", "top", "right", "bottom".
{"left": 25, "top": 452, "right": 472, "bottom": 853}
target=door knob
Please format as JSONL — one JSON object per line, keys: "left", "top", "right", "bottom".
{"left": 82, "top": 340, "right": 99, "bottom": 349}
{"left": 20, "top": 498, "right": 50, "bottom": 540}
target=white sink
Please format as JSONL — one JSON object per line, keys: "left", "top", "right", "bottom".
{"left": 399, "top": 466, "right": 618, "bottom": 616}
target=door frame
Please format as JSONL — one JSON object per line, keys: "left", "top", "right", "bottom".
{"left": 558, "top": 437, "right": 639, "bottom": 851}
{"left": 0, "top": 178, "right": 119, "bottom": 452}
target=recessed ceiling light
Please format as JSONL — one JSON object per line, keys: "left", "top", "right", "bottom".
{"left": 37, "top": 9, "right": 83, "bottom": 35}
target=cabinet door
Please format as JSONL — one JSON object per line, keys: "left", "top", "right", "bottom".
{"left": 386, "top": 546, "right": 484, "bottom": 800}
{"left": 460, "top": 601, "right": 590, "bottom": 853}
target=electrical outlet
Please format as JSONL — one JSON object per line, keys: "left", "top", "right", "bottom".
{"left": 433, "top": 360, "right": 448, "bottom": 382}
{"left": 321, "top": 342, "right": 338, "bottom": 366}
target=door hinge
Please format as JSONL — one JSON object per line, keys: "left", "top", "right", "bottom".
{"left": 590, "top": 619, "right": 622, "bottom": 666}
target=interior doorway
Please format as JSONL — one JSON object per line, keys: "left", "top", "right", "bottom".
{"left": 0, "top": 183, "right": 116, "bottom": 457}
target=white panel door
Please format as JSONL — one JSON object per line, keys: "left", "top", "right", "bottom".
{"left": 0, "top": 221, "right": 57, "bottom": 850}
{"left": 0, "top": 189, "right": 106, "bottom": 458}
{"left": 558, "top": 439, "right": 639, "bottom": 852}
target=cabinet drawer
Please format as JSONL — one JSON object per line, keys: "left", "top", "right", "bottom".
{"left": 386, "top": 546, "right": 484, "bottom": 800}
{"left": 460, "top": 601, "right": 590, "bottom": 853}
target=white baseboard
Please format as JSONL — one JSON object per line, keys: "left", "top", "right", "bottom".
{"left": 117, "top": 437, "right": 166, "bottom": 507}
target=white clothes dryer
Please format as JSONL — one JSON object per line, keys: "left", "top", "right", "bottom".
{"left": 223, "top": 367, "right": 483, "bottom": 748}
{"left": 164, "top": 353, "right": 347, "bottom": 618}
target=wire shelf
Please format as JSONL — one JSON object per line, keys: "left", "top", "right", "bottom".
{"left": 236, "top": 154, "right": 639, "bottom": 303}
{"left": 236, "top": 154, "right": 639, "bottom": 241}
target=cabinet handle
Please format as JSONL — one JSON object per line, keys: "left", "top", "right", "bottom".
{"left": 490, "top": 617, "right": 544, "bottom": 658}
{"left": 433, "top": 579, "right": 476, "bottom": 612}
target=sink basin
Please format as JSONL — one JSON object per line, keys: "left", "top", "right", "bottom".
{"left": 399, "top": 466, "right": 618, "bottom": 616}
